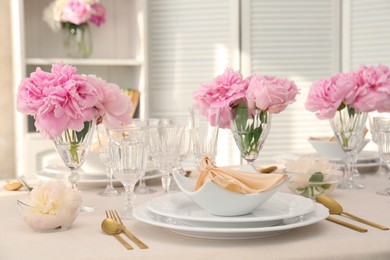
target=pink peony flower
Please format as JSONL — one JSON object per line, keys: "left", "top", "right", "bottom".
{"left": 193, "top": 68, "right": 249, "bottom": 128}
{"left": 247, "top": 75, "right": 299, "bottom": 114}
{"left": 61, "top": 0, "right": 91, "bottom": 25}
{"left": 81, "top": 75, "right": 133, "bottom": 129}
{"left": 89, "top": 3, "right": 106, "bottom": 26}
{"left": 17, "top": 68, "right": 54, "bottom": 116}
{"left": 306, "top": 64, "right": 390, "bottom": 119}
{"left": 305, "top": 73, "right": 355, "bottom": 119}
{"left": 352, "top": 65, "right": 390, "bottom": 112}
{"left": 16, "top": 62, "right": 133, "bottom": 140}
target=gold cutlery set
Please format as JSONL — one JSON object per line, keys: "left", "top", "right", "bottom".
{"left": 101, "top": 210, "right": 148, "bottom": 250}
{"left": 316, "top": 194, "right": 389, "bottom": 232}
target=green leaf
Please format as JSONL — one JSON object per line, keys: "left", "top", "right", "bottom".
{"left": 309, "top": 172, "right": 324, "bottom": 182}
{"left": 76, "top": 121, "right": 92, "bottom": 142}
{"left": 337, "top": 103, "right": 346, "bottom": 111}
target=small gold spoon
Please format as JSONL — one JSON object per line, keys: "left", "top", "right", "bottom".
{"left": 101, "top": 218, "right": 133, "bottom": 250}
{"left": 4, "top": 181, "right": 23, "bottom": 191}
{"left": 316, "top": 194, "right": 389, "bottom": 230}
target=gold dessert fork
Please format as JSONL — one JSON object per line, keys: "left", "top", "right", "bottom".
{"left": 107, "top": 210, "right": 149, "bottom": 249}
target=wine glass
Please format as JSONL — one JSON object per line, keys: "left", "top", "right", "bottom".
{"left": 146, "top": 125, "right": 185, "bottom": 193}
{"left": 189, "top": 107, "right": 220, "bottom": 169}
{"left": 230, "top": 106, "right": 272, "bottom": 172}
{"left": 329, "top": 108, "right": 367, "bottom": 189}
{"left": 108, "top": 127, "right": 147, "bottom": 219}
{"left": 96, "top": 123, "right": 120, "bottom": 196}
{"left": 369, "top": 114, "right": 389, "bottom": 178}
{"left": 374, "top": 117, "right": 390, "bottom": 195}
{"left": 159, "top": 117, "right": 192, "bottom": 190}
{"left": 131, "top": 118, "right": 160, "bottom": 194}
{"left": 53, "top": 118, "right": 96, "bottom": 212}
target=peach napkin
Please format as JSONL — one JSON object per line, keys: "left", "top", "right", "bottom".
{"left": 195, "top": 157, "right": 288, "bottom": 194}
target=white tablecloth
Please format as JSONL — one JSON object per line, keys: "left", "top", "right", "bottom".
{"left": 1, "top": 174, "right": 390, "bottom": 260}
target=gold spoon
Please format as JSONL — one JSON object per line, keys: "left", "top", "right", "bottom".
{"left": 101, "top": 218, "right": 133, "bottom": 250}
{"left": 316, "top": 194, "right": 389, "bottom": 230}
{"left": 4, "top": 181, "right": 23, "bottom": 191}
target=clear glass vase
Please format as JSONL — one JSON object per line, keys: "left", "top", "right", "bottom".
{"left": 53, "top": 119, "right": 97, "bottom": 190}
{"left": 230, "top": 106, "right": 272, "bottom": 171}
{"left": 62, "top": 22, "right": 92, "bottom": 58}
{"left": 329, "top": 106, "right": 367, "bottom": 189}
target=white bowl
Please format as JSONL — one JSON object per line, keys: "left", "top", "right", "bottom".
{"left": 173, "top": 172, "right": 288, "bottom": 217}
{"left": 308, "top": 138, "right": 370, "bottom": 159}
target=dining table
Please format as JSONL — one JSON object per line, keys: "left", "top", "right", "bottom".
{"left": 1, "top": 169, "right": 390, "bottom": 260}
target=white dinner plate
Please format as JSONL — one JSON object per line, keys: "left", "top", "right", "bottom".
{"left": 134, "top": 203, "right": 329, "bottom": 239}
{"left": 147, "top": 192, "right": 316, "bottom": 228}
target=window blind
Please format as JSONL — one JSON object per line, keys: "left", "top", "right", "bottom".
{"left": 147, "top": 0, "right": 241, "bottom": 166}
{"left": 241, "top": 0, "right": 341, "bottom": 164}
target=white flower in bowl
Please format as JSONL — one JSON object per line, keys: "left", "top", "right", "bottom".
{"left": 18, "top": 180, "right": 82, "bottom": 231}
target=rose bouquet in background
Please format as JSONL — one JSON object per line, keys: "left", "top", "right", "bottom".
{"left": 17, "top": 180, "right": 82, "bottom": 231}
{"left": 193, "top": 68, "right": 299, "bottom": 169}
{"left": 16, "top": 62, "right": 133, "bottom": 189}
{"left": 305, "top": 64, "right": 390, "bottom": 189}
{"left": 43, "top": 0, "right": 106, "bottom": 57}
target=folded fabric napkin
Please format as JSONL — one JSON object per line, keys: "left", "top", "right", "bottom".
{"left": 195, "top": 157, "right": 288, "bottom": 194}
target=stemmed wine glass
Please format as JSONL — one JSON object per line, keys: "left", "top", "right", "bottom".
{"left": 330, "top": 108, "right": 367, "bottom": 189}
{"left": 369, "top": 114, "right": 389, "bottom": 177}
{"left": 53, "top": 118, "right": 96, "bottom": 212}
{"left": 131, "top": 118, "right": 160, "bottom": 195}
{"left": 146, "top": 125, "right": 185, "bottom": 193}
{"left": 190, "top": 107, "right": 220, "bottom": 169}
{"left": 108, "top": 127, "right": 147, "bottom": 219}
{"left": 96, "top": 123, "right": 120, "bottom": 196}
{"left": 374, "top": 117, "right": 390, "bottom": 195}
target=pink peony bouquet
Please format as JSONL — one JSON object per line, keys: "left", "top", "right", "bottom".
{"left": 305, "top": 64, "right": 390, "bottom": 119}
{"left": 43, "top": 0, "right": 106, "bottom": 32}
{"left": 16, "top": 62, "right": 133, "bottom": 140}
{"left": 193, "top": 68, "right": 299, "bottom": 128}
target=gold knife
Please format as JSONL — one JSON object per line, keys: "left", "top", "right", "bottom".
{"left": 326, "top": 216, "right": 368, "bottom": 233}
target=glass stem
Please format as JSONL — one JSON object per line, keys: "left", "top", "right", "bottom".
{"left": 344, "top": 151, "right": 353, "bottom": 183}
{"left": 68, "top": 168, "right": 79, "bottom": 189}
{"left": 161, "top": 172, "right": 171, "bottom": 193}
{"left": 106, "top": 165, "right": 114, "bottom": 189}
{"left": 123, "top": 184, "right": 136, "bottom": 214}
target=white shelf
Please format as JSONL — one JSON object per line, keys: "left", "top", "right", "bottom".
{"left": 26, "top": 58, "right": 143, "bottom": 66}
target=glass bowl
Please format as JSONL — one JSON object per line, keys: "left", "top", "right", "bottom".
{"left": 287, "top": 172, "right": 341, "bottom": 199}
{"left": 17, "top": 199, "right": 82, "bottom": 232}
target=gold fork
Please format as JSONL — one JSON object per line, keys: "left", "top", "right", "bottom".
{"left": 108, "top": 210, "right": 149, "bottom": 249}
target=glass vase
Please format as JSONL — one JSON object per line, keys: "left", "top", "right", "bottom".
{"left": 53, "top": 119, "right": 97, "bottom": 190}
{"left": 230, "top": 106, "right": 272, "bottom": 172}
{"left": 329, "top": 106, "right": 367, "bottom": 189}
{"left": 62, "top": 22, "right": 92, "bottom": 58}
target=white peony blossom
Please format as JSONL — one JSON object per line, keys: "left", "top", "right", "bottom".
{"left": 19, "top": 180, "right": 82, "bottom": 231}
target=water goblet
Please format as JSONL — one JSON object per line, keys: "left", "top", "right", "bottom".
{"left": 96, "top": 123, "right": 120, "bottom": 196}
{"left": 370, "top": 115, "right": 389, "bottom": 178}
{"left": 146, "top": 125, "right": 185, "bottom": 193}
{"left": 374, "top": 117, "right": 390, "bottom": 196}
{"left": 108, "top": 127, "right": 147, "bottom": 219}
{"left": 131, "top": 118, "right": 160, "bottom": 195}
{"left": 329, "top": 107, "right": 367, "bottom": 189}
{"left": 189, "top": 107, "right": 220, "bottom": 169}
{"left": 53, "top": 118, "right": 97, "bottom": 212}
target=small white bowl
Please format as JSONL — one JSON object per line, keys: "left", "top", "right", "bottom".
{"left": 308, "top": 138, "right": 370, "bottom": 159}
{"left": 173, "top": 172, "right": 288, "bottom": 217}
{"left": 17, "top": 199, "right": 81, "bottom": 232}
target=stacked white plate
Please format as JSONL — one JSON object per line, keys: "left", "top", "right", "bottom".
{"left": 134, "top": 192, "right": 329, "bottom": 239}
{"left": 37, "top": 159, "right": 161, "bottom": 187}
